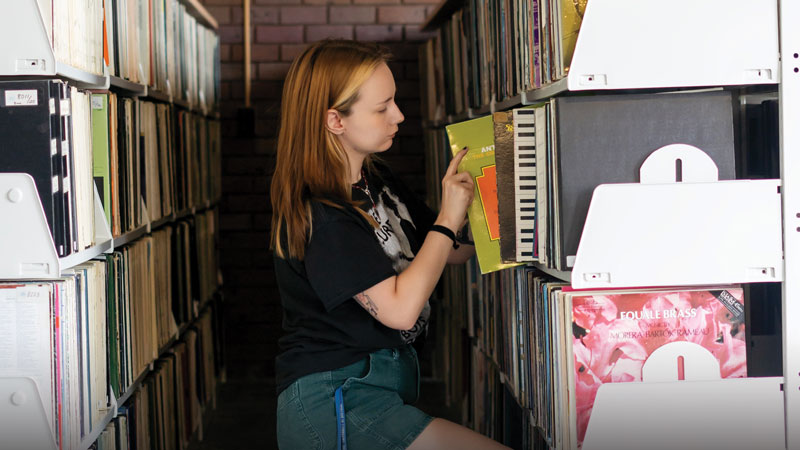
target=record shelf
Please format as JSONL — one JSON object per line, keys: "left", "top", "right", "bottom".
{"left": 0, "top": 0, "right": 220, "bottom": 117}
{"left": 421, "top": 0, "right": 798, "bottom": 448}
{"left": 0, "top": 0, "right": 224, "bottom": 448}
{"left": 423, "top": 0, "right": 776, "bottom": 121}
{"left": 0, "top": 173, "right": 223, "bottom": 450}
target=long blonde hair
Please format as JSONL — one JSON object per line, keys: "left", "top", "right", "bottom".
{"left": 270, "top": 40, "right": 390, "bottom": 259}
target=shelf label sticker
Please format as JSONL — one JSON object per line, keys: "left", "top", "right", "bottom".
{"left": 91, "top": 96, "right": 104, "bottom": 110}
{"left": 5, "top": 90, "right": 38, "bottom": 107}
{"left": 60, "top": 100, "right": 70, "bottom": 116}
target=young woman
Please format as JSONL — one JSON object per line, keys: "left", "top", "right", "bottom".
{"left": 271, "top": 39, "right": 509, "bottom": 450}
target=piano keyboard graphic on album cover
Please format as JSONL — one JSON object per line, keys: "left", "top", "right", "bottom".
{"left": 513, "top": 109, "right": 537, "bottom": 261}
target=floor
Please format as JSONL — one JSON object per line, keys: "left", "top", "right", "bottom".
{"left": 187, "top": 376, "right": 462, "bottom": 450}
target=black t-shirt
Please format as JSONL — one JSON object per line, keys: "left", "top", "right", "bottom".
{"left": 274, "top": 164, "right": 437, "bottom": 394}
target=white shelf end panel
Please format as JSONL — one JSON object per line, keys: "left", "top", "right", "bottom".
{"left": 568, "top": 0, "right": 779, "bottom": 90}
{"left": 779, "top": 0, "right": 800, "bottom": 448}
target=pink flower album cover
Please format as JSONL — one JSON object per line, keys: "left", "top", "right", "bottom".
{"left": 569, "top": 287, "right": 747, "bottom": 448}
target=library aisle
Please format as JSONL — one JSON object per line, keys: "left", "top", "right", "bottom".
{"left": 187, "top": 379, "right": 278, "bottom": 450}
{"left": 193, "top": 0, "right": 445, "bottom": 449}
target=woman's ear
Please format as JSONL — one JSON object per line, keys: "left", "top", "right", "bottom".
{"left": 325, "top": 109, "right": 345, "bottom": 135}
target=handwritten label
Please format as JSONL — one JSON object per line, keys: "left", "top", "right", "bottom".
{"left": 5, "top": 90, "right": 38, "bottom": 106}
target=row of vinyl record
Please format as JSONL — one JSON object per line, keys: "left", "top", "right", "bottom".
{"left": 427, "top": 264, "right": 470, "bottom": 410}
{"left": 0, "top": 213, "right": 220, "bottom": 450}
{"left": 101, "top": 91, "right": 222, "bottom": 236}
{"left": 31, "top": 0, "right": 220, "bottom": 112}
{"left": 471, "top": 346, "right": 542, "bottom": 450}
{"left": 89, "top": 306, "right": 221, "bottom": 450}
{"left": 418, "top": 0, "right": 584, "bottom": 121}
{"left": 0, "top": 79, "right": 222, "bottom": 257}
{"left": 111, "top": 210, "right": 220, "bottom": 396}
{"left": 106, "top": 0, "right": 220, "bottom": 111}
{"left": 462, "top": 258, "right": 748, "bottom": 450}
{"left": 434, "top": 264, "right": 544, "bottom": 449}
{"left": 46, "top": 0, "right": 105, "bottom": 76}
{"left": 426, "top": 89, "right": 784, "bottom": 274}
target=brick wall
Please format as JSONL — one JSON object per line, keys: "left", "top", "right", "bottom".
{"left": 201, "top": 0, "right": 438, "bottom": 380}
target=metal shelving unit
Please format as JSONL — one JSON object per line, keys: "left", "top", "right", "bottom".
{"left": 0, "top": 0, "right": 223, "bottom": 447}
{"left": 421, "top": 0, "right": 794, "bottom": 448}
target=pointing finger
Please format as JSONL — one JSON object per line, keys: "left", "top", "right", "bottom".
{"left": 446, "top": 147, "right": 468, "bottom": 177}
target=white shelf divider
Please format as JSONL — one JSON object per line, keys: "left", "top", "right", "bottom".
{"left": 583, "top": 376, "right": 785, "bottom": 450}
{"left": 0, "top": 174, "right": 113, "bottom": 278}
{"left": 571, "top": 144, "right": 783, "bottom": 289}
{"left": 0, "top": 173, "right": 59, "bottom": 278}
{"left": 0, "top": 0, "right": 56, "bottom": 78}
{"left": 0, "top": 1, "right": 108, "bottom": 88}
{"left": 60, "top": 183, "right": 113, "bottom": 269}
{"left": 583, "top": 343, "right": 785, "bottom": 450}
{"left": 92, "top": 182, "right": 112, "bottom": 251}
{"left": 0, "top": 377, "right": 58, "bottom": 450}
{"left": 568, "top": 0, "right": 779, "bottom": 91}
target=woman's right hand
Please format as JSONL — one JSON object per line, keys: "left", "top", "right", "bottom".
{"left": 436, "top": 147, "right": 474, "bottom": 232}
{"left": 357, "top": 148, "right": 475, "bottom": 331}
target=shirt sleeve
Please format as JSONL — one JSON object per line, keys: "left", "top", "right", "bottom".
{"left": 305, "top": 215, "right": 397, "bottom": 312}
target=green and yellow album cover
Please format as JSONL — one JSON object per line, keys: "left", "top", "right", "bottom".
{"left": 446, "top": 115, "right": 523, "bottom": 274}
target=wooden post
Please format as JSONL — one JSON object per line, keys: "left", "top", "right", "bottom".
{"left": 244, "top": 0, "right": 251, "bottom": 108}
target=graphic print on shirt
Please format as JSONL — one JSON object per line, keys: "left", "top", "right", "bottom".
{"left": 369, "top": 186, "right": 430, "bottom": 344}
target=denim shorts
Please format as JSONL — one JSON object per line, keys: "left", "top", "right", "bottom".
{"left": 276, "top": 345, "right": 434, "bottom": 449}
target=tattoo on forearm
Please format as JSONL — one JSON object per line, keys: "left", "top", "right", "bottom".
{"left": 355, "top": 292, "right": 379, "bottom": 318}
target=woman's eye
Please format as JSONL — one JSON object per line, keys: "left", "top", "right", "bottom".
{"left": 377, "top": 108, "right": 387, "bottom": 113}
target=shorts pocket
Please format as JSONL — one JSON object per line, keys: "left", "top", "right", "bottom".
{"left": 341, "top": 353, "right": 376, "bottom": 389}
{"left": 340, "top": 352, "right": 399, "bottom": 423}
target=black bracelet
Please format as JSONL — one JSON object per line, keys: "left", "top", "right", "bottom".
{"left": 430, "top": 225, "right": 459, "bottom": 249}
